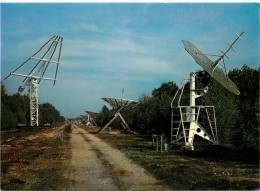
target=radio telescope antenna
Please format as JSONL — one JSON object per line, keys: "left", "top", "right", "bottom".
{"left": 85, "top": 110, "right": 100, "bottom": 126}
{"left": 171, "top": 32, "right": 243, "bottom": 150}
{"left": 97, "top": 97, "right": 138, "bottom": 133}
{"left": 4, "top": 35, "right": 63, "bottom": 126}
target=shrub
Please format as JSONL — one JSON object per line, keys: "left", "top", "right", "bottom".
{"left": 64, "top": 124, "right": 72, "bottom": 133}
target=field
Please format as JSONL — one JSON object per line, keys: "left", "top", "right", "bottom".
{"left": 92, "top": 128, "right": 259, "bottom": 190}
{"left": 1, "top": 125, "right": 259, "bottom": 190}
{"left": 1, "top": 126, "right": 71, "bottom": 190}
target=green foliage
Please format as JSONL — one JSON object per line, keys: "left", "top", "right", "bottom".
{"left": 1, "top": 82, "right": 65, "bottom": 129}
{"left": 125, "top": 82, "right": 181, "bottom": 138}
{"left": 229, "top": 65, "right": 259, "bottom": 149}
{"left": 152, "top": 81, "right": 179, "bottom": 99}
{"left": 1, "top": 83, "right": 30, "bottom": 129}
{"left": 39, "top": 103, "right": 65, "bottom": 125}
{"left": 64, "top": 123, "right": 72, "bottom": 133}
{"left": 204, "top": 79, "right": 239, "bottom": 145}
{"left": 204, "top": 65, "right": 259, "bottom": 149}
{"left": 96, "top": 105, "right": 113, "bottom": 127}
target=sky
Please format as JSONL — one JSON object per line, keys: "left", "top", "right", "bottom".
{"left": 1, "top": 2, "right": 259, "bottom": 118}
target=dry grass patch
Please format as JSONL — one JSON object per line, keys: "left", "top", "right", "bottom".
{"left": 1, "top": 127, "right": 71, "bottom": 190}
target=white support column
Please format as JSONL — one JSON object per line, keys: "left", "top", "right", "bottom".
{"left": 90, "top": 118, "right": 98, "bottom": 126}
{"left": 186, "top": 72, "right": 196, "bottom": 150}
{"left": 117, "top": 112, "right": 131, "bottom": 131}
{"left": 98, "top": 113, "right": 118, "bottom": 133}
{"left": 98, "top": 111, "right": 132, "bottom": 133}
{"left": 30, "top": 79, "right": 39, "bottom": 126}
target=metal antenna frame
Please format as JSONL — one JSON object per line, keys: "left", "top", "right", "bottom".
{"left": 4, "top": 35, "right": 63, "bottom": 126}
{"left": 85, "top": 111, "right": 99, "bottom": 126}
{"left": 171, "top": 32, "right": 243, "bottom": 150}
{"left": 182, "top": 32, "right": 244, "bottom": 95}
{"left": 98, "top": 98, "right": 138, "bottom": 133}
{"left": 171, "top": 72, "right": 218, "bottom": 151}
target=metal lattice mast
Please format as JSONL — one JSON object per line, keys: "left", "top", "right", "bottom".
{"left": 30, "top": 79, "right": 39, "bottom": 126}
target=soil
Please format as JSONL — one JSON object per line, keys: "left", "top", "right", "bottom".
{"left": 65, "top": 125, "right": 173, "bottom": 191}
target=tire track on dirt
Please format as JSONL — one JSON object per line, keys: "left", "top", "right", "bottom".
{"left": 73, "top": 125, "right": 172, "bottom": 191}
{"left": 66, "top": 126, "right": 119, "bottom": 191}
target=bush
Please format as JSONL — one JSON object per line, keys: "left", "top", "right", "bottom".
{"left": 64, "top": 124, "right": 72, "bottom": 133}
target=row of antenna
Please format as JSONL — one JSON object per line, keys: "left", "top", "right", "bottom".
{"left": 4, "top": 32, "right": 244, "bottom": 151}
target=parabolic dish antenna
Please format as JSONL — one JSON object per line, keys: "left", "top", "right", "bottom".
{"left": 98, "top": 97, "right": 138, "bottom": 133}
{"left": 101, "top": 98, "right": 138, "bottom": 110}
{"left": 85, "top": 111, "right": 100, "bottom": 117}
{"left": 182, "top": 39, "right": 241, "bottom": 95}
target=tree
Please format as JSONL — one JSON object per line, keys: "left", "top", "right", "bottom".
{"left": 228, "top": 65, "right": 259, "bottom": 149}
{"left": 1, "top": 82, "right": 30, "bottom": 129}
{"left": 203, "top": 65, "right": 259, "bottom": 149}
{"left": 204, "top": 79, "right": 238, "bottom": 145}
{"left": 125, "top": 82, "right": 179, "bottom": 138}
{"left": 130, "top": 94, "right": 158, "bottom": 134}
{"left": 39, "top": 103, "right": 65, "bottom": 125}
{"left": 1, "top": 82, "right": 64, "bottom": 129}
{"left": 152, "top": 82, "right": 179, "bottom": 99}
{"left": 96, "top": 105, "right": 113, "bottom": 127}
{"left": 1, "top": 103, "right": 17, "bottom": 130}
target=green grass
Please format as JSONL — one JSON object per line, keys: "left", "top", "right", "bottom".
{"left": 94, "top": 131, "right": 259, "bottom": 190}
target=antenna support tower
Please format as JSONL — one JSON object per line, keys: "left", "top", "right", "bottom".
{"left": 4, "top": 35, "right": 63, "bottom": 126}
{"left": 98, "top": 98, "right": 138, "bottom": 133}
{"left": 171, "top": 72, "right": 218, "bottom": 151}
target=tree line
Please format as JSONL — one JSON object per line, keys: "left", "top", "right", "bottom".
{"left": 1, "top": 83, "right": 65, "bottom": 130}
{"left": 96, "top": 65, "right": 259, "bottom": 150}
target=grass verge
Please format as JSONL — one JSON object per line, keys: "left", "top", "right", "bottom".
{"left": 90, "top": 128, "right": 259, "bottom": 190}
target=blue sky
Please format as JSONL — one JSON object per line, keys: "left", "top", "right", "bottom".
{"left": 1, "top": 3, "right": 259, "bottom": 118}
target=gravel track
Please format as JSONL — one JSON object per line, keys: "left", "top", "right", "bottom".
{"left": 65, "top": 125, "right": 172, "bottom": 191}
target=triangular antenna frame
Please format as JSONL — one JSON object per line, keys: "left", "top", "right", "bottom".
{"left": 97, "top": 98, "right": 138, "bottom": 133}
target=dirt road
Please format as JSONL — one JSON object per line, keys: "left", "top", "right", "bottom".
{"left": 65, "top": 125, "right": 172, "bottom": 191}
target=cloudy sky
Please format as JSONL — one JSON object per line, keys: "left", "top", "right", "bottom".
{"left": 1, "top": 3, "right": 259, "bottom": 118}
